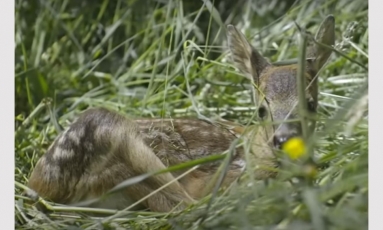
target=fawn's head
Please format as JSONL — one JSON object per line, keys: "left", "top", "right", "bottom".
{"left": 227, "top": 15, "right": 335, "bottom": 148}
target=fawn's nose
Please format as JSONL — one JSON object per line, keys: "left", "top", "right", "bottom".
{"left": 273, "top": 125, "right": 299, "bottom": 149}
{"left": 273, "top": 135, "right": 289, "bottom": 149}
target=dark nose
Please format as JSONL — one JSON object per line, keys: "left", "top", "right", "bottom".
{"left": 273, "top": 123, "right": 300, "bottom": 149}
{"left": 273, "top": 135, "right": 289, "bottom": 149}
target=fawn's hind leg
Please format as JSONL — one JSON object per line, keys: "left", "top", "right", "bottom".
{"left": 78, "top": 137, "right": 194, "bottom": 212}
{"left": 76, "top": 119, "right": 195, "bottom": 212}
{"left": 27, "top": 108, "right": 195, "bottom": 213}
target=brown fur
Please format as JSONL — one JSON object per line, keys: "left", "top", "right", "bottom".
{"left": 26, "top": 15, "right": 335, "bottom": 212}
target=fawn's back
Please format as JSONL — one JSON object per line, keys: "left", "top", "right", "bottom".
{"left": 26, "top": 15, "right": 335, "bottom": 212}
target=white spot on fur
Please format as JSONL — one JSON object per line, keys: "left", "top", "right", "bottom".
{"left": 181, "top": 126, "right": 195, "bottom": 132}
{"left": 52, "top": 147, "right": 75, "bottom": 160}
{"left": 213, "top": 131, "right": 222, "bottom": 138}
{"left": 94, "top": 126, "right": 106, "bottom": 142}
{"left": 57, "top": 129, "right": 69, "bottom": 145}
{"left": 200, "top": 130, "right": 211, "bottom": 137}
{"left": 42, "top": 162, "right": 60, "bottom": 181}
{"left": 67, "top": 130, "right": 81, "bottom": 145}
{"left": 233, "top": 159, "right": 246, "bottom": 172}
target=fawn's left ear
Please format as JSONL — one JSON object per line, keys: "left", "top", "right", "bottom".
{"left": 226, "top": 25, "right": 271, "bottom": 85}
{"left": 306, "top": 15, "right": 335, "bottom": 73}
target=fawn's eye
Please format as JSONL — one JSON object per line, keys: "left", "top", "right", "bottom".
{"left": 258, "top": 106, "right": 267, "bottom": 119}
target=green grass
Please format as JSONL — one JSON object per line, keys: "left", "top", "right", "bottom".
{"left": 15, "top": 0, "right": 368, "bottom": 229}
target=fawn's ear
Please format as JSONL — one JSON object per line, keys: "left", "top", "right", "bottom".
{"left": 306, "top": 15, "right": 335, "bottom": 73}
{"left": 227, "top": 25, "right": 270, "bottom": 84}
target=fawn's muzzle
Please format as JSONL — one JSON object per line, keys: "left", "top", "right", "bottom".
{"left": 273, "top": 124, "right": 300, "bottom": 149}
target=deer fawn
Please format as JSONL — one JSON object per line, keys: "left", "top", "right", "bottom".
{"left": 26, "top": 15, "right": 335, "bottom": 212}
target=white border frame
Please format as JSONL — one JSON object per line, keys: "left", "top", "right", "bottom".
{"left": 5, "top": 1, "right": 379, "bottom": 229}
{"left": 1, "top": 0, "right": 15, "bottom": 229}
{"left": 369, "top": 0, "right": 381, "bottom": 229}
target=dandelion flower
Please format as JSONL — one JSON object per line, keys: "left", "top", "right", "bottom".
{"left": 282, "top": 137, "right": 306, "bottom": 160}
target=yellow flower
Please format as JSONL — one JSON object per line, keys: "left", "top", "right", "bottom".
{"left": 282, "top": 137, "right": 307, "bottom": 160}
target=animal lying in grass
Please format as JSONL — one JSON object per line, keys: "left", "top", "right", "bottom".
{"left": 25, "top": 15, "right": 335, "bottom": 212}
